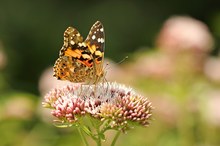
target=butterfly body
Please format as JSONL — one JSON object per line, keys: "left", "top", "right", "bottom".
{"left": 53, "top": 21, "right": 105, "bottom": 84}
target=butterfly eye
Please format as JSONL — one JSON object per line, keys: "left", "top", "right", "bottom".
{"left": 97, "top": 57, "right": 102, "bottom": 61}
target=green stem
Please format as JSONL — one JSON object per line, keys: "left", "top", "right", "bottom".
{"left": 89, "top": 118, "right": 102, "bottom": 146}
{"left": 100, "top": 120, "right": 111, "bottom": 133}
{"left": 77, "top": 127, "right": 89, "bottom": 146}
{"left": 96, "top": 125, "right": 102, "bottom": 146}
{"left": 111, "top": 131, "right": 121, "bottom": 146}
{"left": 96, "top": 136, "right": 101, "bottom": 146}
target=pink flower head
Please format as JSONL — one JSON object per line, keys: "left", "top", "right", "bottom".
{"left": 42, "top": 82, "right": 153, "bottom": 130}
{"left": 156, "top": 16, "right": 214, "bottom": 54}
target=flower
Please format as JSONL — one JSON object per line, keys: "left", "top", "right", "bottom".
{"left": 42, "top": 82, "right": 153, "bottom": 130}
{"left": 204, "top": 57, "right": 220, "bottom": 83}
{"left": 204, "top": 90, "right": 220, "bottom": 126}
{"left": 156, "top": 16, "right": 214, "bottom": 54}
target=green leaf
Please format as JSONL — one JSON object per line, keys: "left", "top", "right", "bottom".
{"left": 53, "top": 120, "right": 73, "bottom": 128}
{"left": 81, "top": 125, "right": 93, "bottom": 137}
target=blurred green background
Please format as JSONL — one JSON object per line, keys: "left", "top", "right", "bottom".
{"left": 1, "top": 0, "right": 220, "bottom": 146}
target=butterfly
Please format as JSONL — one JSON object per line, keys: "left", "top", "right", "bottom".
{"left": 53, "top": 21, "right": 105, "bottom": 84}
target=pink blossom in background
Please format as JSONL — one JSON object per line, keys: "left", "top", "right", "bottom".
{"left": 38, "top": 67, "right": 71, "bottom": 96}
{"left": 156, "top": 16, "right": 214, "bottom": 54}
{"left": 204, "top": 57, "right": 220, "bottom": 83}
{"left": 205, "top": 91, "right": 220, "bottom": 126}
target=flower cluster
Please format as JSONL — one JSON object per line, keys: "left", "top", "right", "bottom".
{"left": 42, "top": 82, "right": 153, "bottom": 130}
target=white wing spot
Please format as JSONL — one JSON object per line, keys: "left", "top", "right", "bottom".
{"left": 100, "top": 28, "right": 104, "bottom": 32}
{"left": 100, "top": 38, "right": 104, "bottom": 43}
{"left": 92, "top": 35, "right": 96, "bottom": 40}
{"left": 97, "top": 38, "right": 104, "bottom": 43}
{"left": 82, "top": 42, "right": 86, "bottom": 47}
{"left": 70, "top": 40, "right": 75, "bottom": 45}
{"left": 78, "top": 43, "right": 82, "bottom": 47}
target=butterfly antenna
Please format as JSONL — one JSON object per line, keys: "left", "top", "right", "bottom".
{"left": 104, "top": 62, "right": 109, "bottom": 70}
{"left": 104, "top": 56, "right": 128, "bottom": 70}
{"left": 117, "top": 56, "right": 128, "bottom": 65}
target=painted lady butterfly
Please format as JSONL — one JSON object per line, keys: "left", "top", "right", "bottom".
{"left": 53, "top": 21, "right": 105, "bottom": 84}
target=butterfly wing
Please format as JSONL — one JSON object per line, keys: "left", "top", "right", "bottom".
{"left": 85, "top": 21, "right": 105, "bottom": 82}
{"left": 85, "top": 21, "right": 105, "bottom": 53}
{"left": 53, "top": 27, "right": 90, "bottom": 82}
{"left": 53, "top": 55, "right": 93, "bottom": 82}
{"left": 59, "top": 27, "right": 85, "bottom": 56}
{"left": 53, "top": 21, "right": 105, "bottom": 83}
